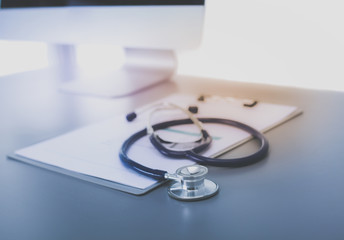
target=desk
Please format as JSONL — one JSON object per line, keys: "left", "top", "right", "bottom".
{"left": 1, "top": 69, "right": 344, "bottom": 240}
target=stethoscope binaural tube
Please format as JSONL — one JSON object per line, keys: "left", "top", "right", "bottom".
{"left": 153, "top": 118, "right": 269, "bottom": 167}
{"left": 119, "top": 117, "right": 269, "bottom": 180}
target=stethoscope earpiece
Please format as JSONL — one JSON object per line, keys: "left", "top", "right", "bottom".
{"left": 126, "top": 112, "right": 137, "bottom": 122}
{"left": 188, "top": 106, "right": 198, "bottom": 114}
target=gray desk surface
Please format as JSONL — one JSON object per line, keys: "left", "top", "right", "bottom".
{"left": 1, "top": 69, "right": 344, "bottom": 240}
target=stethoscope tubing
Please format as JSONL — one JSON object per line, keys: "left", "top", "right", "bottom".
{"left": 183, "top": 118, "right": 269, "bottom": 167}
{"left": 119, "top": 118, "right": 269, "bottom": 180}
{"left": 119, "top": 127, "right": 168, "bottom": 180}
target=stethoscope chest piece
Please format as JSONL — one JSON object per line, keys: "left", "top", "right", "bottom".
{"left": 167, "top": 165, "right": 219, "bottom": 201}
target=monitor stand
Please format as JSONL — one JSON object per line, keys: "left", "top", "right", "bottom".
{"left": 55, "top": 46, "right": 176, "bottom": 98}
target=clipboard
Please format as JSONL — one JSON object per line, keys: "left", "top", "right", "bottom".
{"left": 9, "top": 93, "right": 302, "bottom": 195}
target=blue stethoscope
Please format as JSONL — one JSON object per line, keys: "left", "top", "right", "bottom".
{"left": 119, "top": 100, "right": 269, "bottom": 201}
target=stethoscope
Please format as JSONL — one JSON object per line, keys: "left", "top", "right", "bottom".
{"left": 119, "top": 100, "right": 269, "bottom": 201}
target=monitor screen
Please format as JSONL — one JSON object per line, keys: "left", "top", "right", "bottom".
{"left": 1, "top": 0, "right": 204, "bottom": 8}
{"left": 0, "top": 0, "right": 205, "bottom": 49}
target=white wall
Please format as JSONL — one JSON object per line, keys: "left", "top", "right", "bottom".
{"left": 0, "top": 40, "right": 48, "bottom": 76}
{"left": 178, "top": 0, "right": 344, "bottom": 91}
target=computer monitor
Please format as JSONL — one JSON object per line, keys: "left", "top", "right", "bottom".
{"left": 0, "top": 0, "right": 205, "bottom": 97}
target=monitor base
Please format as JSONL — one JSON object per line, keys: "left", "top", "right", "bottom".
{"left": 58, "top": 48, "right": 176, "bottom": 98}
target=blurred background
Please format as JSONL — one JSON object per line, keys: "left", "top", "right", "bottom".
{"left": 1, "top": 0, "right": 343, "bottom": 91}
